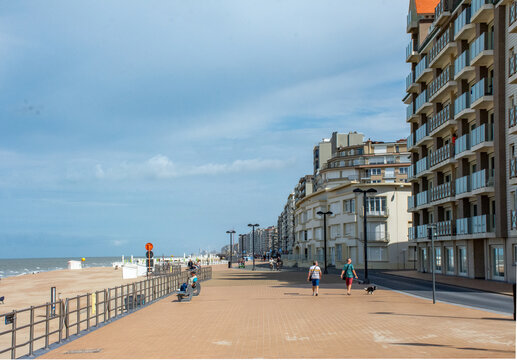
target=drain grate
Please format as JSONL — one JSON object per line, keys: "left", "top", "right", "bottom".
{"left": 64, "top": 349, "right": 102, "bottom": 354}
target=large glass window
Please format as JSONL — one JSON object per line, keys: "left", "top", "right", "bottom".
{"left": 446, "top": 247, "right": 455, "bottom": 273}
{"left": 435, "top": 247, "right": 442, "bottom": 271}
{"left": 421, "top": 248, "right": 427, "bottom": 272}
{"left": 367, "top": 196, "right": 387, "bottom": 215}
{"left": 491, "top": 246, "right": 504, "bottom": 279}
{"left": 336, "top": 244, "right": 342, "bottom": 260}
{"left": 458, "top": 247, "right": 467, "bottom": 275}
{"left": 368, "top": 247, "right": 387, "bottom": 261}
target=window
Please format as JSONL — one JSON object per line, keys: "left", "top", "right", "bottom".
{"left": 446, "top": 247, "right": 455, "bottom": 273}
{"left": 330, "top": 225, "right": 340, "bottom": 239}
{"left": 336, "top": 244, "right": 342, "bottom": 260}
{"left": 314, "top": 228, "right": 322, "bottom": 240}
{"left": 329, "top": 202, "right": 341, "bottom": 215}
{"left": 491, "top": 246, "right": 504, "bottom": 279}
{"left": 367, "top": 196, "right": 387, "bottom": 215}
{"left": 367, "top": 168, "right": 382, "bottom": 176}
{"left": 367, "top": 222, "right": 387, "bottom": 241}
{"left": 458, "top": 247, "right": 467, "bottom": 275}
{"left": 344, "top": 223, "right": 355, "bottom": 237}
{"left": 399, "top": 167, "right": 408, "bottom": 174}
{"left": 343, "top": 199, "right": 356, "bottom": 213}
{"left": 422, "top": 248, "right": 428, "bottom": 272}
{"left": 368, "top": 247, "right": 387, "bottom": 261}
{"left": 435, "top": 247, "right": 442, "bottom": 271}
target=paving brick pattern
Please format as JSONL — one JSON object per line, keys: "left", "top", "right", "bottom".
{"left": 41, "top": 267, "right": 516, "bottom": 359}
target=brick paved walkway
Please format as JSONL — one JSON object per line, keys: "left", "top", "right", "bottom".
{"left": 40, "top": 267, "right": 515, "bottom": 358}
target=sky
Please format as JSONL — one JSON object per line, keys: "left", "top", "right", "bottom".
{"left": 0, "top": 0, "right": 410, "bottom": 258}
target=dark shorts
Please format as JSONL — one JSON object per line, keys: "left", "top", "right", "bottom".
{"left": 311, "top": 279, "right": 320, "bottom": 286}
{"left": 345, "top": 277, "right": 353, "bottom": 286}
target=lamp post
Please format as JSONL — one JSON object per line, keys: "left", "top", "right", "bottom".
{"left": 248, "top": 224, "right": 259, "bottom": 271}
{"left": 316, "top": 210, "right": 333, "bottom": 274}
{"left": 353, "top": 187, "right": 377, "bottom": 284}
{"left": 226, "top": 230, "right": 236, "bottom": 268}
{"left": 427, "top": 225, "right": 437, "bottom": 304}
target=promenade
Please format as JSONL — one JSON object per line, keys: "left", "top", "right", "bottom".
{"left": 41, "top": 266, "right": 515, "bottom": 359}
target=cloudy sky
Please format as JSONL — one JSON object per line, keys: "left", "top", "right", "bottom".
{"left": 0, "top": 0, "right": 410, "bottom": 258}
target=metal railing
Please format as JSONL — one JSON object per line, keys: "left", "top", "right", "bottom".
{"left": 416, "top": 190, "right": 428, "bottom": 207}
{"left": 406, "top": 72, "right": 415, "bottom": 90}
{"left": 415, "top": 123, "right": 428, "bottom": 143}
{"left": 455, "top": 133, "right": 470, "bottom": 155}
{"left": 429, "top": 28, "right": 451, "bottom": 63}
{"left": 407, "top": 103, "right": 414, "bottom": 121}
{"left": 429, "top": 104, "right": 452, "bottom": 132}
{"left": 455, "top": 174, "right": 471, "bottom": 195}
{"left": 471, "top": 123, "right": 493, "bottom": 147}
{"left": 436, "top": 220, "right": 453, "bottom": 236}
{"left": 471, "top": 78, "right": 493, "bottom": 104}
{"left": 454, "top": 50, "right": 469, "bottom": 76}
{"left": 416, "top": 157, "right": 428, "bottom": 174}
{"left": 429, "top": 65, "right": 453, "bottom": 98}
{"left": 415, "top": 56, "right": 428, "bottom": 80}
{"left": 454, "top": 7, "right": 471, "bottom": 37}
{"left": 470, "top": 32, "right": 493, "bottom": 61}
{"left": 454, "top": 92, "right": 470, "bottom": 116}
{"left": 430, "top": 143, "right": 454, "bottom": 167}
{"left": 471, "top": 0, "right": 494, "bottom": 18}
{"left": 407, "top": 133, "right": 415, "bottom": 148}
{"left": 431, "top": 182, "right": 454, "bottom": 202}
{"left": 152, "top": 263, "right": 182, "bottom": 276}
{"left": 415, "top": 89, "right": 429, "bottom": 112}
{"left": 435, "top": 0, "right": 450, "bottom": 19}
{"left": 0, "top": 267, "right": 212, "bottom": 359}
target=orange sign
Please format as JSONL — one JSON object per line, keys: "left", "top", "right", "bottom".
{"left": 145, "top": 242, "right": 153, "bottom": 251}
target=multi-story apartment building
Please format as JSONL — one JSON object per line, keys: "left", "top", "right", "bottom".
{"left": 278, "top": 193, "right": 295, "bottom": 254}
{"left": 316, "top": 137, "right": 411, "bottom": 189}
{"left": 294, "top": 175, "right": 314, "bottom": 204}
{"left": 405, "top": 0, "right": 516, "bottom": 283}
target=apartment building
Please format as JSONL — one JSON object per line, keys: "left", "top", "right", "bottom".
{"left": 405, "top": 0, "right": 516, "bottom": 283}
{"left": 315, "top": 137, "right": 411, "bottom": 190}
{"left": 278, "top": 193, "right": 295, "bottom": 254}
{"left": 294, "top": 175, "right": 314, "bottom": 204}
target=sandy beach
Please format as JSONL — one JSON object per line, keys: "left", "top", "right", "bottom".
{"left": 0, "top": 267, "right": 139, "bottom": 312}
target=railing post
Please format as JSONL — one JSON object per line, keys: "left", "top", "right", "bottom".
{"left": 11, "top": 310, "right": 17, "bottom": 360}
{"left": 65, "top": 299, "right": 70, "bottom": 340}
{"left": 104, "top": 289, "right": 108, "bottom": 322}
{"left": 114, "top": 287, "right": 118, "bottom": 317}
{"left": 76, "top": 296, "right": 80, "bottom": 335}
{"left": 45, "top": 302, "right": 50, "bottom": 349}
{"left": 95, "top": 291, "right": 99, "bottom": 327}
{"left": 87, "top": 293, "right": 91, "bottom": 331}
{"left": 58, "top": 300, "right": 64, "bottom": 343}
{"left": 29, "top": 306, "right": 34, "bottom": 356}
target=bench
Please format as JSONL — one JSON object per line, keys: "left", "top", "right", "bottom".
{"left": 175, "top": 282, "right": 201, "bottom": 302}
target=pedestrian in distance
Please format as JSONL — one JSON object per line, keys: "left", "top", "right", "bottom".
{"left": 341, "top": 258, "right": 358, "bottom": 295}
{"left": 307, "top": 261, "right": 322, "bottom": 296}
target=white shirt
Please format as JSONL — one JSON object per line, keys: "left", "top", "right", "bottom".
{"left": 309, "top": 265, "right": 321, "bottom": 279}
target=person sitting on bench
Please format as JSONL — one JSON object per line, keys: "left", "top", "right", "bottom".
{"left": 188, "top": 271, "right": 198, "bottom": 288}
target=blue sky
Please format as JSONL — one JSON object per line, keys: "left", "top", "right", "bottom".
{"left": 0, "top": 0, "right": 410, "bottom": 258}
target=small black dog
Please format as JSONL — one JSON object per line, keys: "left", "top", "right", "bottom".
{"left": 364, "top": 285, "right": 377, "bottom": 294}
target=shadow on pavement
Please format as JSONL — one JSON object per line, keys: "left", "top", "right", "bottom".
{"left": 392, "top": 342, "right": 514, "bottom": 354}
{"left": 371, "top": 311, "right": 511, "bottom": 321}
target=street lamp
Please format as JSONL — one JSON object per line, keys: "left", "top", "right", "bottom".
{"left": 353, "top": 187, "right": 377, "bottom": 284}
{"left": 248, "top": 223, "right": 259, "bottom": 271}
{"left": 316, "top": 210, "right": 333, "bottom": 274}
{"left": 427, "top": 224, "right": 437, "bottom": 304}
{"left": 226, "top": 230, "right": 236, "bottom": 268}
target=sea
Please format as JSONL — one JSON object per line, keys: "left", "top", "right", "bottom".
{"left": 0, "top": 257, "right": 121, "bottom": 278}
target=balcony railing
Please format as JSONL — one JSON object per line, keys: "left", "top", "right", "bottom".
{"left": 415, "top": 90, "right": 429, "bottom": 112}
{"left": 429, "top": 29, "right": 451, "bottom": 64}
{"left": 456, "top": 217, "right": 470, "bottom": 235}
{"left": 416, "top": 190, "right": 428, "bottom": 207}
{"left": 416, "top": 157, "right": 428, "bottom": 174}
{"left": 510, "top": 53, "right": 517, "bottom": 77}
{"left": 429, "top": 104, "right": 451, "bottom": 132}
{"left": 454, "top": 50, "right": 469, "bottom": 76}
{"left": 470, "top": 32, "right": 493, "bottom": 61}
{"left": 471, "top": 0, "right": 494, "bottom": 18}
{"left": 471, "top": 78, "right": 493, "bottom": 104}
{"left": 431, "top": 182, "right": 453, "bottom": 202}
{"left": 455, "top": 175, "right": 471, "bottom": 195}
{"left": 406, "top": 72, "right": 415, "bottom": 90}
{"left": 472, "top": 214, "right": 489, "bottom": 233}
{"left": 510, "top": 157, "right": 517, "bottom": 178}
{"left": 454, "top": 92, "right": 470, "bottom": 116}
{"left": 416, "top": 224, "right": 429, "bottom": 239}
{"left": 436, "top": 220, "right": 453, "bottom": 236}
{"left": 415, "top": 56, "right": 428, "bottom": 80}
{"left": 415, "top": 123, "right": 428, "bottom": 143}
{"left": 406, "top": 103, "right": 414, "bottom": 120}
{"left": 430, "top": 143, "right": 454, "bottom": 167}
{"left": 407, "top": 133, "right": 415, "bottom": 148}
{"left": 511, "top": 1, "right": 517, "bottom": 26}
{"left": 454, "top": 7, "right": 471, "bottom": 37}
{"left": 406, "top": 40, "right": 416, "bottom": 60}
{"left": 408, "top": 195, "right": 415, "bottom": 210}
{"left": 435, "top": 0, "right": 450, "bottom": 19}
{"left": 367, "top": 231, "right": 389, "bottom": 241}
{"left": 408, "top": 164, "right": 415, "bottom": 178}
{"left": 509, "top": 105, "right": 517, "bottom": 128}
{"left": 511, "top": 210, "right": 517, "bottom": 230}
{"left": 472, "top": 168, "right": 493, "bottom": 190}
{"left": 408, "top": 226, "right": 416, "bottom": 241}
{"left": 455, "top": 133, "right": 470, "bottom": 155}
{"left": 471, "top": 123, "right": 493, "bottom": 147}
{"left": 429, "top": 65, "right": 453, "bottom": 98}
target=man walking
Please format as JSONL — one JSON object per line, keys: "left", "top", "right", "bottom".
{"left": 340, "top": 258, "right": 358, "bottom": 295}
{"left": 307, "top": 261, "right": 322, "bottom": 296}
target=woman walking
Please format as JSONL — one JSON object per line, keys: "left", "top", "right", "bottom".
{"left": 340, "top": 258, "right": 358, "bottom": 295}
{"left": 307, "top": 261, "right": 322, "bottom": 296}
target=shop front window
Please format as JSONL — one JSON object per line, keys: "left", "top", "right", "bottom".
{"left": 491, "top": 246, "right": 504, "bottom": 279}
{"left": 458, "top": 247, "right": 467, "bottom": 275}
{"left": 446, "top": 247, "right": 455, "bottom": 273}
{"left": 435, "top": 247, "right": 442, "bottom": 271}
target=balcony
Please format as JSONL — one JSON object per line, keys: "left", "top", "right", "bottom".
{"left": 408, "top": 226, "right": 416, "bottom": 241}
{"left": 408, "top": 164, "right": 415, "bottom": 180}
{"left": 455, "top": 174, "right": 471, "bottom": 198}
{"left": 366, "top": 231, "right": 389, "bottom": 242}
{"left": 406, "top": 40, "right": 419, "bottom": 63}
{"left": 472, "top": 214, "right": 493, "bottom": 234}
{"left": 406, "top": 71, "right": 418, "bottom": 93}
{"left": 408, "top": 195, "right": 416, "bottom": 211}
{"left": 436, "top": 220, "right": 453, "bottom": 236}
{"left": 417, "top": 224, "right": 429, "bottom": 239}
{"left": 470, "top": 33, "right": 494, "bottom": 67}
{"left": 470, "top": 123, "right": 494, "bottom": 151}
{"left": 429, "top": 65, "right": 456, "bottom": 103}
{"left": 407, "top": 10, "right": 418, "bottom": 32}
{"left": 471, "top": 0, "right": 494, "bottom": 24}
{"left": 454, "top": 92, "right": 475, "bottom": 119}
{"left": 415, "top": 56, "right": 432, "bottom": 82}
{"left": 456, "top": 217, "right": 470, "bottom": 235}
{"left": 429, "top": 28, "right": 457, "bottom": 68}
{"left": 434, "top": 0, "right": 452, "bottom": 26}
{"left": 454, "top": 50, "right": 475, "bottom": 81}
{"left": 455, "top": 133, "right": 472, "bottom": 159}
{"left": 416, "top": 157, "right": 429, "bottom": 175}
{"left": 429, "top": 104, "right": 455, "bottom": 135}
{"left": 510, "top": 157, "right": 517, "bottom": 178}
{"left": 454, "top": 7, "right": 475, "bottom": 41}
{"left": 471, "top": 78, "right": 493, "bottom": 110}
{"left": 509, "top": 105, "right": 517, "bottom": 134}
{"left": 415, "top": 123, "right": 430, "bottom": 144}
{"left": 511, "top": 210, "right": 517, "bottom": 230}
{"left": 407, "top": 133, "right": 415, "bottom": 150}
{"left": 431, "top": 182, "right": 454, "bottom": 202}
{"left": 415, "top": 90, "right": 432, "bottom": 115}
{"left": 509, "top": 53, "right": 517, "bottom": 84}
{"left": 416, "top": 190, "right": 429, "bottom": 207}
{"left": 471, "top": 168, "right": 494, "bottom": 194}
{"left": 510, "top": 1, "right": 517, "bottom": 33}
{"left": 429, "top": 143, "right": 455, "bottom": 169}
{"left": 366, "top": 209, "right": 389, "bottom": 217}
{"left": 406, "top": 102, "right": 417, "bottom": 122}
